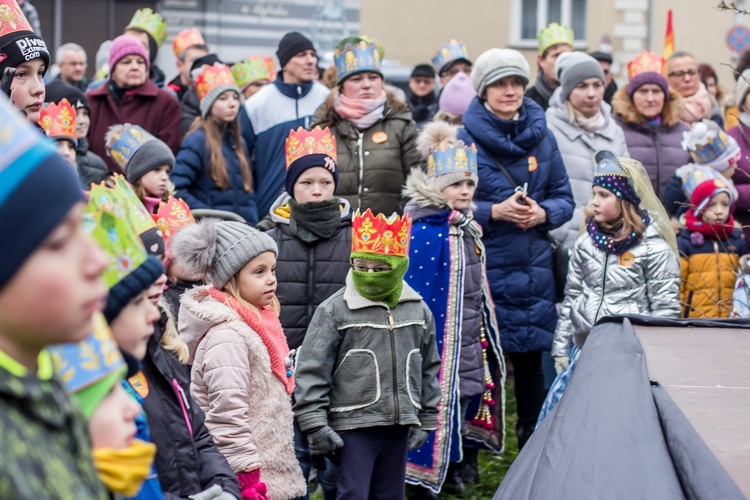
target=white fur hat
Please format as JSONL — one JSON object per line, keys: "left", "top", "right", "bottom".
{"left": 470, "top": 48, "right": 530, "bottom": 98}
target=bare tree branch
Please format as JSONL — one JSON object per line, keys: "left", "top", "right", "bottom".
{"left": 718, "top": 1, "right": 750, "bottom": 15}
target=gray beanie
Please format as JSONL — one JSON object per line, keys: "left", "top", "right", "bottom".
{"left": 126, "top": 139, "right": 176, "bottom": 184}
{"left": 171, "top": 219, "right": 278, "bottom": 289}
{"left": 470, "top": 48, "right": 530, "bottom": 98}
{"left": 555, "top": 52, "right": 605, "bottom": 101}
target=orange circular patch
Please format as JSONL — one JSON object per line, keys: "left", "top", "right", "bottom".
{"left": 714, "top": 179, "right": 727, "bottom": 188}
{"left": 372, "top": 131, "right": 388, "bottom": 144}
{"left": 528, "top": 156, "right": 538, "bottom": 172}
{"left": 620, "top": 251, "right": 635, "bottom": 267}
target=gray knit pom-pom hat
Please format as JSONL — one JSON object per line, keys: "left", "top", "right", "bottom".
{"left": 470, "top": 48, "right": 530, "bottom": 98}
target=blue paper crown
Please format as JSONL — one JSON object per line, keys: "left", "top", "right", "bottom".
{"left": 48, "top": 312, "right": 125, "bottom": 394}
{"left": 680, "top": 166, "right": 724, "bottom": 199}
{"left": 334, "top": 39, "right": 382, "bottom": 82}
{"left": 427, "top": 141, "right": 478, "bottom": 179}
{"left": 432, "top": 40, "right": 470, "bottom": 74}
{"left": 689, "top": 131, "right": 729, "bottom": 165}
{"left": 106, "top": 124, "right": 157, "bottom": 172}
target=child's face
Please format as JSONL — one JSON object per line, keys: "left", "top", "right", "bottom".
{"left": 293, "top": 167, "right": 335, "bottom": 203}
{"left": 351, "top": 258, "right": 392, "bottom": 273}
{"left": 441, "top": 179, "right": 476, "bottom": 212}
{"left": 237, "top": 252, "right": 277, "bottom": 308}
{"left": 9, "top": 59, "right": 46, "bottom": 124}
{"left": 722, "top": 165, "right": 737, "bottom": 180}
{"left": 139, "top": 165, "right": 171, "bottom": 198}
{"left": 57, "top": 140, "right": 77, "bottom": 166}
{"left": 110, "top": 290, "right": 161, "bottom": 360}
{"left": 591, "top": 186, "right": 621, "bottom": 224}
{"left": 146, "top": 274, "right": 167, "bottom": 305}
{"left": 75, "top": 108, "right": 90, "bottom": 139}
{"left": 0, "top": 203, "right": 107, "bottom": 347}
{"left": 702, "top": 192, "right": 731, "bottom": 224}
{"left": 89, "top": 384, "right": 140, "bottom": 450}
{"left": 211, "top": 91, "right": 240, "bottom": 123}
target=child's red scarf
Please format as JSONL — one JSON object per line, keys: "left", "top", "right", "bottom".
{"left": 208, "top": 288, "right": 294, "bottom": 395}
{"left": 685, "top": 211, "right": 735, "bottom": 240}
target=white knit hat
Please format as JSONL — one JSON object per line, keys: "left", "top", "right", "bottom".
{"left": 470, "top": 48, "right": 530, "bottom": 98}
{"left": 736, "top": 69, "right": 750, "bottom": 109}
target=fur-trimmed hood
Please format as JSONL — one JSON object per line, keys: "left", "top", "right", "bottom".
{"left": 403, "top": 168, "right": 457, "bottom": 215}
{"left": 612, "top": 86, "right": 685, "bottom": 127}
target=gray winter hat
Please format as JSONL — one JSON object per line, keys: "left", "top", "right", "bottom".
{"left": 126, "top": 140, "right": 176, "bottom": 184}
{"left": 194, "top": 63, "right": 242, "bottom": 119}
{"left": 556, "top": 51, "right": 605, "bottom": 101}
{"left": 171, "top": 219, "right": 278, "bottom": 289}
{"left": 470, "top": 48, "right": 530, "bottom": 98}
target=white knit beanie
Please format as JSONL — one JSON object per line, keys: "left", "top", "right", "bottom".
{"left": 470, "top": 49, "right": 530, "bottom": 98}
{"left": 736, "top": 69, "right": 750, "bottom": 109}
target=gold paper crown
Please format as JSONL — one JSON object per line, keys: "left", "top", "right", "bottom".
{"left": 627, "top": 50, "right": 667, "bottom": 80}
{"left": 195, "top": 63, "right": 238, "bottom": 101}
{"left": 0, "top": 0, "right": 34, "bottom": 38}
{"left": 126, "top": 8, "right": 168, "bottom": 47}
{"left": 87, "top": 174, "right": 157, "bottom": 236}
{"left": 538, "top": 23, "right": 575, "bottom": 55}
{"left": 152, "top": 197, "right": 196, "bottom": 241}
{"left": 352, "top": 209, "right": 412, "bottom": 258}
{"left": 285, "top": 126, "right": 337, "bottom": 169}
{"left": 172, "top": 28, "right": 205, "bottom": 58}
{"left": 38, "top": 98, "right": 76, "bottom": 142}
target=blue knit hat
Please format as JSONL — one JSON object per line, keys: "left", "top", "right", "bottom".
{"left": 0, "top": 93, "right": 85, "bottom": 290}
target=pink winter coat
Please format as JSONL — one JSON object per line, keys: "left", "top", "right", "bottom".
{"left": 179, "top": 286, "right": 306, "bottom": 500}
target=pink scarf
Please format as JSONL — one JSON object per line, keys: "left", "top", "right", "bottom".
{"left": 681, "top": 83, "right": 712, "bottom": 123}
{"left": 333, "top": 90, "right": 387, "bottom": 130}
{"left": 208, "top": 288, "right": 295, "bottom": 395}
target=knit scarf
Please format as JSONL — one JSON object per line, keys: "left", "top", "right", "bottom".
{"left": 289, "top": 198, "right": 342, "bottom": 243}
{"left": 568, "top": 102, "right": 606, "bottom": 132}
{"left": 532, "top": 72, "right": 556, "bottom": 104}
{"left": 586, "top": 211, "right": 651, "bottom": 255}
{"left": 333, "top": 90, "right": 387, "bottom": 131}
{"left": 92, "top": 439, "right": 156, "bottom": 497}
{"left": 685, "top": 210, "right": 736, "bottom": 240}
{"left": 207, "top": 288, "right": 294, "bottom": 394}
{"left": 681, "top": 83, "right": 712, "bottom": 123}
{"left": 350, "top": 254, "right": 408, "bottom": 308}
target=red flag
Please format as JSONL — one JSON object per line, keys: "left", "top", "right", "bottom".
{"left": 664, "top": 9, "right": 675, "bottom": 59}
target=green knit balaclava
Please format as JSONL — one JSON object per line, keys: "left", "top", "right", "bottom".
{"left": 350, "top": 252, "right": 409, "bottom": 308}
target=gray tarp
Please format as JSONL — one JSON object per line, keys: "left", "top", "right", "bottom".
{"left": 494, "top": 317, "right": 746, "bottom": 500}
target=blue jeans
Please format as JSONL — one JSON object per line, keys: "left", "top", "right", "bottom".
{"left": 294, "top": 419, "right": 337, "bottom": 500}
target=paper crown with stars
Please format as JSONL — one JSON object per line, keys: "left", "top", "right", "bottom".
{"left": 334, "top": 36, "right": 384, "bottom": 84}
{"left": 38, "top": 98, "right": 77, "bottom": 145}
{"left": 172, "top": 28, "right": 205, "bottom": 58}
{"left": 432, "top": 40, "right": 470, "bottom": 74}
{"left": 285, "top": 126, "right": 337, "bottom": 169}
{"left": 352, "top": 209, "right": 412, "bottom": 258}
{"left": 538, "top": 23, "right": 575, "bottom": 54}
{"left": 126, "top": 8, "right": 168, "bottom": 47}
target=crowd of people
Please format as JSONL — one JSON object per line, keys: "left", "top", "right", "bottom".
{"left": 2, "top": 0, "right": 750, "bottom": 498}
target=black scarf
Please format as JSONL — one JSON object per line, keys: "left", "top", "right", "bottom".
{"left": 289, "top": 198, "right": 342, "bottom": 243}
{"left": 533, "top": 72, "right": 556, "bottom": 104}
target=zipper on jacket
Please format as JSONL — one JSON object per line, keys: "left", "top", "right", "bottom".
{"left": 356, "top": 132, "right": 365, "bottom": 209}
{"left": 714, "top": 240, "right": 722, "bottom": 314}
{"left": 296, "top": 85, "right": 301, "bottom": 120}
{"left": 307, "top": 245, "right": 315, "bottom": 324}
{"left": 386, "top": 308, "right": 399, "bottom": 425}
{"left": 171, "top": 379, "right": 194, "bottom": 435}
{"left": 594, "top": 254, "right": 610, "bottom": 323}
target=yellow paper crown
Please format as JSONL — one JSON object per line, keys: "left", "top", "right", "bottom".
{"left": 352, "top": 209, "right": 412, "bottom": 258}
{"left": 127, "top": 8, "right": 167, "bottom": 47}
{"left": 195, "top": 63, "right": 238, "bottom": 101}
{"left": 285, "top": 126, "right": 337, "bottom": 169}
{"left": 627, "top": 50, "right": 667, "bottom": 80}
{"left": 152, "top": 196, "right": 196, "bottom": 241}
{"left": 38, "top": 98, "right": 76, "bottom": 142}
{"left": 87, "top": 174, "right": 157, "bottom": 236}
{"left": 231, "top": 56, "right": 274, "bottom": 89}
{"left": 538, "top": 23, "right": 575, "bottom": 54}
{"left": 172, "top": 28, "right": 205, "bottom": 58}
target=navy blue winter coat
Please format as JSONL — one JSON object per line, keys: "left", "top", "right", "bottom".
{"left": 171, "top": 128, "right": 259, "bottom": 224}
{"left": 458, "top": 97, "right": 574, "bottom": 353}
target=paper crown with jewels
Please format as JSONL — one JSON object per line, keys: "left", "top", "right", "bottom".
{"left": 681, "top": 120, "right": 740, "bottom": 168}
{"left": 126, "top": 8, "right": 168, "bottom": 47}
{"left": 38, "top": 98, "right": 76, "bottom": 144}
{"left": 195, "top": 62, "right": 238, "bottom": 101}
{"left": 432, "top": 40, "right": 470, "bottom": 74}
{"left": 172, "top": 28, "right": 205, "bottom": 58}
{"left": 152, "top": 196, "right": 196, "bottom": 241}
{"left": 334, "top": 36, "right": 384, "bottom": 83}
{"left": 593, "top": 150, "right": 640, "bottom": 206}
{"left": 285, "top": 126, "right": 337, "bottom": 169}
{"left": 427, "top": 139, "right": 478, "bottom": 179}
{"left": 680, "top": 166, "right": 726, "bottom": 199}
{"left": 0, "top": 0, "right": 34, "bottom": 38}
{"left": 538, "top": 23, "right": 575, "bottom": 54}
{"left": 232, "top": 56, "right": 275, "bottom": 89}
{"left": 105, "top": 123, "right": 156, "bottom": 173}
{"left": 88, "top": 174, "right": 157, "bottom": 237}
{"left": 352, "top": 209, "right": 412, "bottom": 258}
{"left": 627, "top": 50, "right": 667, "bottom": 80}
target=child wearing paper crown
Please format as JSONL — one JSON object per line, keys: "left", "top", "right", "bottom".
{"left": 677, "top": 168, "right": 747, "bottom": 318}
{"left": 402, "top": 122, "right": 505, "bottom": 495}
{"left": 0, "top": 92, "right": 108, "bottom": 499}
{"left": 540, "top": 151, "right": 681, "bottom": 424}
{"left": 172, "top": 63, "right": 258, "bottom": 224}
{"left": 172, "top": 219, "right": 306, "bottom": 500}
{"left": 293, "top": 209, "right": 442, "bottom": 499}
{"left": 38, "top": 98, "right": 78, "bottom": 166}
{"left": 105, "top": 123, "right": 176, "bottom": 213}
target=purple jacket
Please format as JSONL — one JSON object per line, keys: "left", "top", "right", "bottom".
{"left": 726, "top": 123, "right": 750, "bottom": 246}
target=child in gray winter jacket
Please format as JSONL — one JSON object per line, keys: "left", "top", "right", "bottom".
{"left": 293, "top": 209, "right": 442, "bottom": 499}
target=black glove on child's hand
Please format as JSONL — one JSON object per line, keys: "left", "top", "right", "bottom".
{"left": 407, "top": 428, "right": 430, "bottom": 451}
{"left": 307, "top": 426, "right": 344, "bottom": 455}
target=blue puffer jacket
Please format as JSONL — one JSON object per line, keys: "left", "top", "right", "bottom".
{"left": 171, "top": 128, "right": 259, "bottom": 224}
{"left": 458, "top": 97, "right": 574, "bottom": 353}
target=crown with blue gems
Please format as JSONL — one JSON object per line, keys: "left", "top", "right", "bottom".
{"left": 334, "top": 36, "right": 384, "bottom": 83}
{"left": 432, "top": 40, "right": 470, "bottom": 74}
{"left": 105, "top": 124, "right": 157, "bottom": 173}
{"left": 427, "top": 140, "right": 478, "bottom": 180}
{"left": 593, "top": 150, "right": 640, "bottom": 206}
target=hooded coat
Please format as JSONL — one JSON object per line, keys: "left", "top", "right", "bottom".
{"left": 458, "top": 96, "right": 575, "bottom": 353}
{"left": 613, "top": 87, "right": 691, "bottom": 201}
{"left": 546, "top": 88, "right": 629, "bottom": 251}
{"left": 310, "top": 89, "right": 426, "bottom": 215}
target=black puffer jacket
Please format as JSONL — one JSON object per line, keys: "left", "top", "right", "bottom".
{"left": 266, "top": 195, "right": 353, "bottom": 350}
{"left": 75, "top": 138, "right": 109, "bottom": 189}
{"left": 141, "top": 312, "right": 240, "bottom": 499}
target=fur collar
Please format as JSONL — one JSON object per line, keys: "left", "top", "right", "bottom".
{"left": 402, "top": 168, "right": 451, "bottom": 209}
{"left": 612, "top": 86, "right": 684, "bottom": 127}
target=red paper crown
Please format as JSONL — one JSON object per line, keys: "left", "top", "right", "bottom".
{"left": 172, "top": 28, "right": 205, "bottom": 58}
{"left": 352, "top": 209, "right": 412, "bottom": 258}
{"left": 38, "top": 98, "right": 76, "bottom": 142}
{"left": 285, "top": 126, "right": 337, "bottom": 169}
{"left": 195, "top": 63, "right": 237, "bottom": 101}
{"left": 0, "top": 0, "right": 34, "bottom": 38}
{"left": 152, "top": 196, "right": 196, "bottom": 241}
{"left": 627, "top": 50, "right": 667, "bottom": 80}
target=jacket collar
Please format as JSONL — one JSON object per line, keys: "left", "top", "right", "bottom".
{"left": 88, "top": 78, "right": 160, "bottom": 98}
{"left": 548, "top": 88, "right": 617, "bottom": 142}
{"left": 273, "top": 76, "right": 315, "bottom": 99}
{"left": 343, "top": 271, "right": 422, "bottom": 310}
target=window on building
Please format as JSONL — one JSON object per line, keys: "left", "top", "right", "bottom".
{"left": 512, "top": 0, "right": 587, "bottom": 49}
